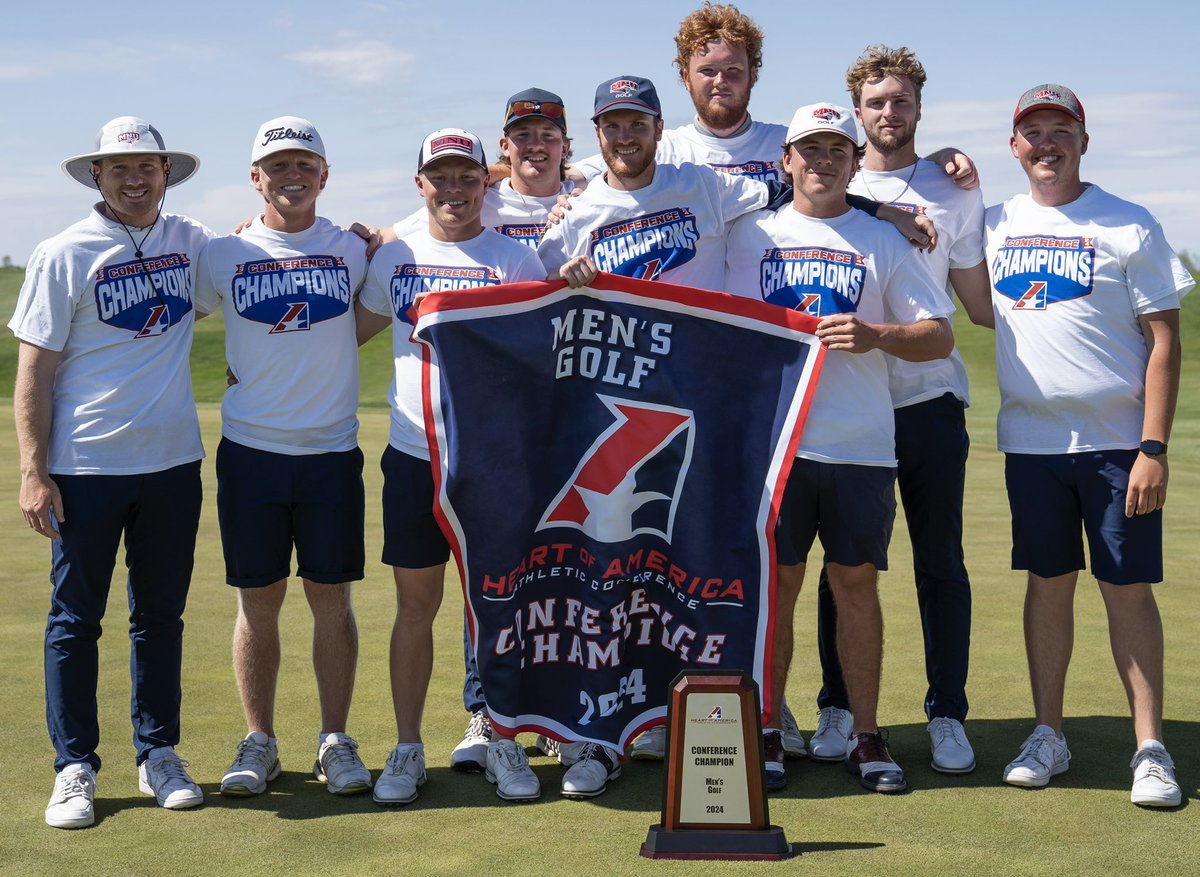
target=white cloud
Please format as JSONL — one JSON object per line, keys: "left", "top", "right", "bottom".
{"left": 284, "top": 39, "right": 415, "bottom": 87}
{"left": 0, "top": 41, "right": 216, "bottom": 82}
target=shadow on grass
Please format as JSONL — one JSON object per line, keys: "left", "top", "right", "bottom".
{"left": 760, "top": 715, "right": 1195, "bottom": 806}
{"left": 85, "top": 716, "right": 1194, "bottom": 822}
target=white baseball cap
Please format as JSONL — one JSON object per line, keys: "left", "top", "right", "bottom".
{"left": 252, "top": 116, "right": 326, "bottom": 164}
{"left": 61, "top": 116, "right": 200, "bottom": 189}
{"left": 784, "top": 103, "right": 864, "bottom": 148}
{"left": 417, "top": 128, "right": 487, "bottom": 173}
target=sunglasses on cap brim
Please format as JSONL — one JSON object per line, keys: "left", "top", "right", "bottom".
{"left": 505, "top": 101, "right": 566, "bottom": 125}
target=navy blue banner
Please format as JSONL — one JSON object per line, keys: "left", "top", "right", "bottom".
{"left": 413, "top": 273, "right": 824, "bottom": 750}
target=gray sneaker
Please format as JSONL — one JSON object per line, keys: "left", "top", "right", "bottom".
{"left": 139, "top": 747, "right": 204, "bottom": 810}
{"left": 451, "top": 710, "right": 493, "bottom": 773}
{"left": 1130, "top": 745, "right": 1181, "bottom": 807}
{"left": 1002, "top": 725, "right": 1070, "bottom": 788}
{"left": 928, "top": 717, "right": 976, "bottom": 775}
{"left": 809, "top": 707, "right": 853, "bottom": 762}
{"left": 45, "top": 763, "right": 96, "bottom": 829}
{"left": 486, "top": 739, "right": 541, "bottom": 802}
{"left": 561, "top": 744, "right": 621, "bottom": 798}
{"left": 373, "top": 744, "right": 426, "bottom": 806}
{"left": 313, "top": 733, "right": 372, "bottom": 795}
{"left": 628, "top": 726, "right": 665, "bottom": 761}
{"left": 780, "top": 701, "right": 808, "bottom": 758}
{"left": 221, "top": 732, "right": 280, "bottom": 796}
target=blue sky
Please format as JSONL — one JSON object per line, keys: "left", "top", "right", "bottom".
{"left": 2, "top": 0, "right": 1196, "bottom": 262}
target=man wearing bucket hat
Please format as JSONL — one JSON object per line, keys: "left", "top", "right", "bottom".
{"left": 193, "top": 117, "right": 372, "bottom": 800}
{"left": 388, "top": 87, "right": 575, "bottom": 252}
{"left": 724, "top": 102, "right": 953, "bottom": 794}
{"left": 10, "top": 117, "right": 212, "bottom": 828}
{"left": 355, "top": 128, "right": 545, "bottom": 806}
{"left": 987, "top": 85, "right": 1192, "bottom": 807}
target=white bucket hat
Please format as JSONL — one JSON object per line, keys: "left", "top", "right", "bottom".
{"left": 61, "top": 116, "right": 200, "bottom": 189}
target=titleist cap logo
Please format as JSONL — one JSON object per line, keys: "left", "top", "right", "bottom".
{"left": 262, "top": 126, "right": 315, "bottom": 146}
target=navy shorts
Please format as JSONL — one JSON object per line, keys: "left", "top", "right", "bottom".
{"left": 1005, "top": 450, "right": 1162, "bottom": 585}
{"left": 776, "top": 458, "right": 896, "bottom": 569}
{"left": 381, "top": 445, "right": 451, "bottom": 569}
{"left": 216, "top": 439, "right": 365, "bottom": 588}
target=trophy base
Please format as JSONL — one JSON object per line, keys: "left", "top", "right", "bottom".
{"left": 640, "top": 824, "right": 794, "bottom": 861}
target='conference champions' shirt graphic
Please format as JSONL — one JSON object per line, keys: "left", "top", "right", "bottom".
{"left": 709, "top": 160, "right": 778, "bottom": 182}
{"left": 230, "top": 255, "right": 352, "bottom": 333}
{"left": 991, "top": 234, "right": 1095, "bottom": 310}
{"left": 495, "top": 224, "right": 545, "bottom": 249}
{"left": 759, "top": 246, "right": 867, "bottom": 316}
{"left": 94, "top": 253, "right": 194, "bottom": 337}
{"left": 389, "top": 263, "right": 501, "bottom": 323}
{"left": 589, "top": 209, "right": 700, "bottom": 281}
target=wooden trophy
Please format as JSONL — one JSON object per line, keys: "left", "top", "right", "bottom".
{"left": 640, "top": 671, "right": 793, "bottom": 860}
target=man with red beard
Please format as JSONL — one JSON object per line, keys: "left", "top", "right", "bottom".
{"left": 572, "top": 2, "right": 976, "bottom": 196}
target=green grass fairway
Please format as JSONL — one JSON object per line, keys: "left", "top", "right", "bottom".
{"left": 0, "top": 268, "right": 1197, "bottom": 876}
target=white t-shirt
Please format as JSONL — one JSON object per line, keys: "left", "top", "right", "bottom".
{"left": 8, "top": 208, "right": 212, "bottom": 475}
{"left": 393, "top": 180, "right": 573, "bottom": 250}
{"left": 985, "top": 184, "right": 1193, "bottom": 454}
{"left": 725, "top": 205, "right": 951, "bottom": 466}
{"left": 849, "top": 160, "right": 983, "bottom": 408}
{"left": 360, "top": 227, "right": 545, "bottom": 459}
{"left": 573, "top": 119, "right": 787, "bottom": 183}
{"left": 194, "top": 216, "right": 368, "bottom": 455}
{"left": 537, "top": 162, "right": 768, "bottom": 292}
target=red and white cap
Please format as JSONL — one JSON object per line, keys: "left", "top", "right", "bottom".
{"left": 784, "top": 103, "right": 864, "bottom": 148}
{"left": 61, "top": 116, "right": 200, "bottom": 189}
{"left": 417, "top": 128, "right": 487, "bottom": 173}
{"left": 1013, "top": 84, "right": 1085, "bottom": 128}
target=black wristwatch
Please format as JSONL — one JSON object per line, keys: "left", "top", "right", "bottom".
{"left": 1140, "top": 440, "right": 1168, "bottom": 457}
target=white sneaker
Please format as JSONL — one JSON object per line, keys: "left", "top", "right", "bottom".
{"left": 928, "top": 717, "right": 976, "bottom": 775}
{"left": 46, "top": 763, "right": 96, "bottom": 829}
{"left": 220, "top": 732, "right": 280, "bottom": 796}
{"left": 313, "top": 733, "right": 372, "bottom": 795}
{"left": 1130, "top": 743, "right": 1182, "bottom": 807}
{"left": 373, "top": 744, "right": 426, "bottom": 805}
{"left": 451, "top": 710, "right": 493, "bottom": 773}
{"left": 139, "top": 747, "right": 204, "bottom": 810}
{"left": 561, "top": 743, "right": 621, "bottom": 799}
{"left": 809, "top": 707, "right": 853, "bottom": 762}
{"left": 536, "top": 735, "right": 585, "bottom": 766}
{"left": 486, "top": 739, "right": 541, "bottom": 802}
{"left": 1002, "top": 725, "right": 1070, "bottom": 788}
{"left": 628, "top": 726, "right": 665, "bottom": 761}
{"left": 780, "top": 701, "right": 808, "bottom": 758}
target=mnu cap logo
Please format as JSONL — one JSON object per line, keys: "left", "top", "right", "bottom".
{"left": 1032, "top": 89, "right": 1061, "bottom": 102}
{"left": 610, "top": 80, "right": 639, "bottom": 96}
{"left": 813, "top": 106, "right": 841, "bottom": 121}
{"left": 117, "top": 131, "right": 141, "bottom": 144}
{"left": 431, "top": 134, "right": 474, "bottom": 154}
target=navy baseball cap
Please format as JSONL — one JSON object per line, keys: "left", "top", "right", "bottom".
{"left": 592, "top": 76, "right": 661, "bottom": 121}
{"left": 1013, "top": 84, "right": 1085, "bottom": 128}
{"left": 503, "top": 88, "right": 568, "bottom": 134}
